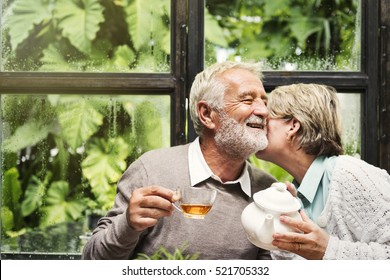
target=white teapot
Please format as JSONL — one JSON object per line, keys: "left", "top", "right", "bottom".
{"left": 241, "top": 182, "right": 302, "bottom": 250}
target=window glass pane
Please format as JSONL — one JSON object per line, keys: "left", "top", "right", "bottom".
{"left": 338, "top": 93, "right": 361, "bottom": 157}
{"left": 1, "top": 94, "right": 170, "bottom": 255}
{"left": 1, "top": 0, "right": 171, "bottom": 73}
{"left": 205, "top": 0, "right": 361, "bottom": 71}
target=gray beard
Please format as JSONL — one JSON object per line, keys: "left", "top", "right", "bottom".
{"left": 215, "top": 113, "right": 268, "bottom": 159}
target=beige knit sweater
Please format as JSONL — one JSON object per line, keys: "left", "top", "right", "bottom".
{"left": 322, "top": 155, "right": 390, "bottom": 259}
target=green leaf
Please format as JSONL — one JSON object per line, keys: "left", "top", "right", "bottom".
{"left": 52, "top": 136, "right": 71, "bottom": 180}
{"left": 290, "top": 17, "right": 323, "bottom": 49}
{"left": 241, "top": 40, "right": 273, "bottom": 59}
{"left": 134, "top": 101, "right": 163, "bottom": 152}
{"left": 2, "top": 168, "right": 22, "bottom": 215}
{"left": 112, "top": 45, "right": 136, "bottom": 70}
{"left": 136, "top": 243, "right": 200, "bottom": 260}
{"left": 249, "top": 155, "right": 293, "bottom": 182}
{"left": 57, "top": 100, "right": 103, "bottom": 151}
{"left": 2, "top": 0, "right": 53, "bottom": 50}
{"left": 66, "top": 201, "right": 87, "bottom": 220}
{"left": 40, "top": 44, "right": 84, "bottom": 71}
{"left": 1, "top": 206, "right": 15, "bottom": 233}
{"left": 161, "top": 31, "right": 171, "bottom": 54}
{"left": 21, "top": 176, "right": 48, "bottom": 217}
{"left": 125, "top": 0, "right": 167, "bottom": 50}
{"left": 82, "top": 137, "right": 130, "bottom": 210}
{"left": 205, "top": 9, "right": 228, "bottom": 47}
{"left": 264, "top": 0, "right": 291, "bottom": 16}
{"left": 45, "top": 181, "right": 68, "bottom": 205}
{"left": 39, "top": 205, "right": 66, "bottom": 227}
{"left": 2, "top": 120, "right": 54, "bottom": 152}
{"left": 267, "top": 34, "right": 292, "bottom": 57}
{"left": 40, "top": 181, "right": 86, "bottom": 227}
{"left": 55, "top": 0, "right": 105, "bottom": 54}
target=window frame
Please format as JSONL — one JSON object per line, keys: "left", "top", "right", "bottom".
{"left": 187, "top": 0, "right": 381, "bottom": 167}
{"left": 0, "top": 0, "right": 188, "bottom": 147}
{"left": 0, "top": 0, "right": 187, "bottom": 260}
{"left": 0, "top": 0, "right": 387, "bottom": 259}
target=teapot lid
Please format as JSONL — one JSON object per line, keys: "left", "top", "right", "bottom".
{"left": 253, "top": 182, "right": 301, "bottom": 213}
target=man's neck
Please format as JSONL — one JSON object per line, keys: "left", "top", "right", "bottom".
{"left": 200, "top": 138, "right": 246, "bottom": 182}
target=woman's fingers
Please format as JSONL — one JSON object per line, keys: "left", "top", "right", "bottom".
{"left": 272, "top": 210, "right": 330, "bottom": 260}
{"left": 278, "top": 213, "right": 315, "bottom": 234}
{"left": 285, "top": 181, "right": 297, "bottom": 197}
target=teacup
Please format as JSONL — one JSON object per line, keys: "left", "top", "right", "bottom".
{"left": 173, "top": 186, "right": 217, "bottom": 219}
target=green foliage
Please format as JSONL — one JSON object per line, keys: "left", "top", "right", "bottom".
{"left": 1, "top": 94, "right": 169, "bottom": 236}
{"left": 205, "top": 0, "right": 359, "bottom": 70}
{"left": 2, "top": 0, "right": 171, "bottom": 72}
{"left": 82, "top": 137, "right": 130, "bottom": 210}
{"left": 2, "top": 0, "right": 358, "bottom": 71}
{"left": 21, "top": 174, "right": 49, "bottom": 217}
{"left": 205, "top": 9, "right": 228, "bottom": 48}
{"left": 1, "top": 168, "right": 23, "bottom": 233}
{"left": 133, "top": 101, "right": 164, "bottom": 153}
{"left": 249, "top": 155, "right": 293, "bottom": 183}
{"left": 2, "top": 168, "right": 22, "bottom": 212}
{"left": 136, "top": 243, "right": 200, "bottom": 260}
{"left": 125, "top": 0, "right": 167, "bottom": 50}
{"left": 2, "top": 121, "right": 55, "bottom": 152}
{"left": 57, "top": 99, "right": 103, "bottom": 151}
{"left": 1, "top": 206, "right": 15, "bottom": 233}
{"left": 40, "top": 181, "right": 86, "bottom": 227}
{"left": 55, "top": 0, "right": 105, "bottom": 54}
{"left": 4, "top": 0, "right": 53, "bottom": 51}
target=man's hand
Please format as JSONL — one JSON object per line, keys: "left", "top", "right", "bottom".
{"left": 127, "top": 186, "right": 177, "bottom": 232}
{"left": 272, "top": 210, "right": 330, "bottom": 260}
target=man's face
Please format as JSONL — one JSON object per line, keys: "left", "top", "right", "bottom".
{"left": 215, "top": 112, "right": 268, "bottom": 159}
{"left": 214, "top": 68, "right": 269, "bottom": 158}
{"left": 220, "top": 68, "right": 269, "bottom": 124}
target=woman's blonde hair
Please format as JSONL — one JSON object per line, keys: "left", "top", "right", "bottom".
{"left": 268, "top": 83, "right": 344, "bottom": 156}
{"left": 189, "top": 61, "right": 263, "bottom": 136}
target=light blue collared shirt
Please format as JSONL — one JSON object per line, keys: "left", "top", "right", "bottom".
{"left": 296, "top": 156, "right": 338, "bottom": 223}
{"left": 188, "top": 137, "right": 252, "bottom": 197}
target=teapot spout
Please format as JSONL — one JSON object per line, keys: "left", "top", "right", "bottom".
{"left": 256, "top": 213, "right": 275, "bottom": 244}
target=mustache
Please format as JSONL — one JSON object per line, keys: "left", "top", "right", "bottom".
{"left": 245, "top": 115, "right": 267, "bottom": 127}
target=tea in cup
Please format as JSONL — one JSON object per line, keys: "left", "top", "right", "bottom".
{"left": 173, "top": 186, "right": 217, "bottom": 219}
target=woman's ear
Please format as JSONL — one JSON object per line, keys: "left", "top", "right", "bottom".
{"left": 286, "top": 118, "right": 300, "bottom": 141}
{"left": 197, "top": 101, "right": 216, "bottom": 129}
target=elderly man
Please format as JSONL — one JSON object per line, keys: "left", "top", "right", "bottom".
{"left": 82, "top": 61, "right": 276, "bottom": 260}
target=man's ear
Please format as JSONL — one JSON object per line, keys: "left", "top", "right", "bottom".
{"left": 286, "top": 118, "right": 300, "bottom": 141}
{"left": 197, "top": 101, "right": 216, "bottom": 129}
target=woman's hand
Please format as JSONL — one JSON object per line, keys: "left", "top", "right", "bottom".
{"left": 272, "top": 210, "right": 330, "bottom": 260}
{"left": 285, "top": 181, "right": 297, "bottom": 197}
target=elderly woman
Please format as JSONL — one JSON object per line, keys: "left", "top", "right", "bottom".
{"left": 256, "top": 83, "right": 390, "bottom": 260}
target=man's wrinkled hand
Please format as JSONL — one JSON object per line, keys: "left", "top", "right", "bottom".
{"left": 127, "top": 185, "right": 176, "bottom": 232}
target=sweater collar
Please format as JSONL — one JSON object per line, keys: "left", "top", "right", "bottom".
{"left": 188, "top": 137, "right": 251, "bottom": 197}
